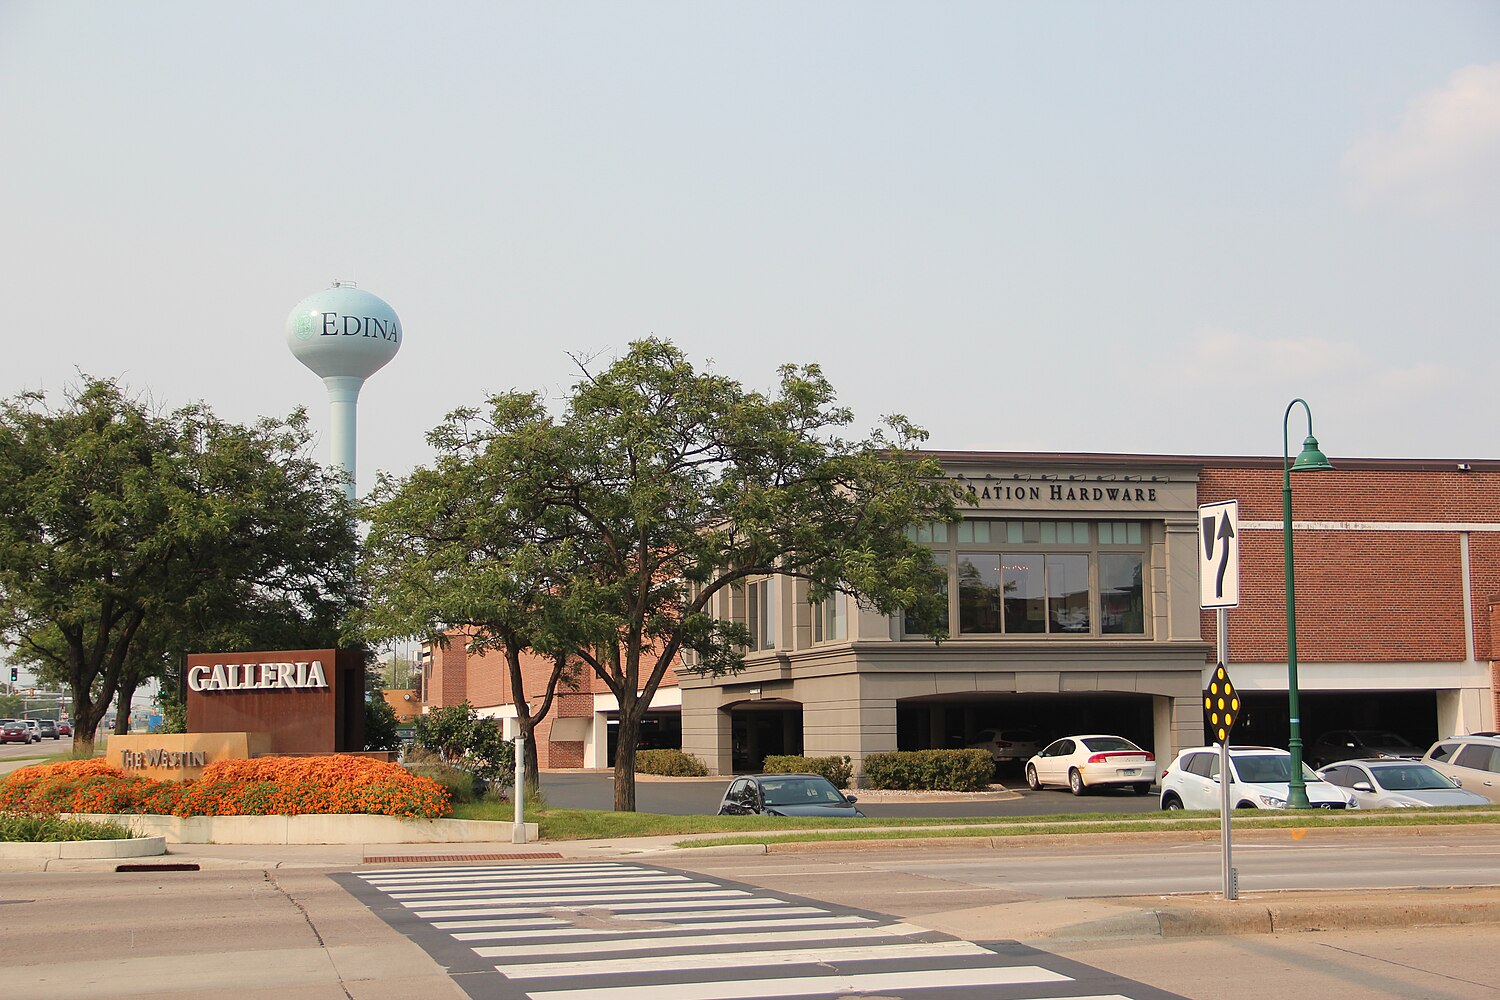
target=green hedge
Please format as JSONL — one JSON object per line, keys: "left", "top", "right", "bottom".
{"left": 635, "top": 749, "right": 708, "bottom": 777}
{"left": 862, "top": 749, "right": 996, "bottom": 791}
{"left": 761, "top": 755, "right": 854, "bottom": 789}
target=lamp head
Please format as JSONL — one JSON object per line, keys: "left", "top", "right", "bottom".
{"left": 1291, "top": 434, "right": 1334, "bottom": 472}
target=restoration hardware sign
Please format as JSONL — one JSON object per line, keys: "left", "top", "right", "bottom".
{"left": 188, "top": 659, "right": 329, "bottom": 693}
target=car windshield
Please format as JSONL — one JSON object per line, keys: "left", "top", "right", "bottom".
{"left": 760, "top": 777, "right": 846, "bottom": 806}
{"left": 1081, "top": 737, "right": 1141, "bottom": 753}
{"left": 1233, "top": 754, "right": 1321, "bottom": 783}
{"left": 1370, "top": 764, "right": 1457, "bottom": 790}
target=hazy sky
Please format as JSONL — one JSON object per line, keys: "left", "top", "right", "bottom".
{"left": 3, "top": 1, "right": 1497, "bottom": 495}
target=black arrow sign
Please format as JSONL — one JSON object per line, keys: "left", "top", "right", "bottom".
{"left": 1202, "top": 512, "right": 1235, "bottom": 599}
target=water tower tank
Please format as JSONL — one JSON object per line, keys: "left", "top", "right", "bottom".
{"left": 286, "top": 281, "right": 402, "bottom": 500}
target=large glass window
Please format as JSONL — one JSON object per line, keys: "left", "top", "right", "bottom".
{"left": 1047, "top": 554, "right": 1090, "bottom": 633}
{"left": 958, "top": 555, "right": 1002, "bottom": 633}
{"left": 1001, "top": 555, "right": 1044, "bottom": 633}
{"left": 905, "top": 553, "right": 949, "bottom": 635}
{"left": 914, "top": 519, "right": 1150, "bottom": 638}
{"left": 746, "top": 578, "right": 776, "bottom": 651}
{"left": 812, "top": 594, "right": 847, "bottom": 643}
{"left": 1099, "top": 553, "right": 1145, "bottom": 634}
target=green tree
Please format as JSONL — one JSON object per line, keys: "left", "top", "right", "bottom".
{"left": 374, "top": 339, "right": 962, "bottom": 811}
{"left": 358, "top": 401, "right": 587, "bottom": 792}
{"left": 364, "top": 687, "right": 401, "bottom": 752}
{"left": 0, "top": 377, "right": 358, "bottom": 754}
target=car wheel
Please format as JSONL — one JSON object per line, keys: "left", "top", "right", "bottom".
{"left": 1162, "top": 795, "right": 1184, "bottom": 811}
{"left": 1025, "top": 765, "right": 1042, "bottom": 791}
{"left": 1068, "top": 769, "right": 1086, "bottom": 796}
{"left": 1132, "top": 783, "right": 1151, "bottom": 795}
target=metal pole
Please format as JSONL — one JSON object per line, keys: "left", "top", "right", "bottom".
{"left": 1284, "top": 400, "right": 1310, "bottom": 809}
{"left": 1218, "top": 607, "right": 1236, "bottom": 899}
{"left": 512, "top": 735, "right": 527, "bottom": 845}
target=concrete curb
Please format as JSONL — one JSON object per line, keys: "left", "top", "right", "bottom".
{"left": 71, "top": 813, "right": 539, "bottom": 845}
{"left": 0, "top": 836, "right": 166, "bottom": 860}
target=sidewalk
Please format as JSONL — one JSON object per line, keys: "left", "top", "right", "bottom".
{"left": 12, "top": 828, "right": 1500, "bottom": 944}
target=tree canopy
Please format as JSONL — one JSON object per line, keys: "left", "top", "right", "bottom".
{"left": 361, "top": 339, "right": 962, "bottom": 809}
{"left": 0, "top": 377, "right": 358, "bottom": 750}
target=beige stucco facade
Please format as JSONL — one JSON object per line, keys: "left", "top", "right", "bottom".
{"left": 680, "top": 455, "right": 1213, "bottom": 782}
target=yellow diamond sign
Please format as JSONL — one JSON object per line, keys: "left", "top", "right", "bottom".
{"left": 1204, "top": 663, "right": 1240, "bottom": 745}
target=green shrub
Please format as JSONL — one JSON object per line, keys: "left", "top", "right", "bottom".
{"left": 635, "top": 749, "right": 708, "bottom": 777}
{"left": 402, "top": 751, "right": 485, "bottom": 803}
{"left": 862, "top": 749, "right": 996, "bottom": 791}
{"left": 762, "top": 754, "right": 854, "bottom": 789}
{"left": 0, "top": 811, "right": 131, "bottom": 842}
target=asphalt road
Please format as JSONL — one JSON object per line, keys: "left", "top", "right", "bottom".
{"left": 538, "top": 769, "right": 1165, "bottom": 817}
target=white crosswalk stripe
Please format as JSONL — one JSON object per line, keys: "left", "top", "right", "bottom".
{"left": 351, "top": 861, "right": 1174, "bottom": 1000}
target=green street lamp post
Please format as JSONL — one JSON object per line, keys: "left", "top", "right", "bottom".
{"left": 1283, "top": 398, "right": 1334, "bottom": 809}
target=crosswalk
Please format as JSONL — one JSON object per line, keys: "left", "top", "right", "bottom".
{"left": 339, "top": 860, "right": 1181, "bottom": 1000}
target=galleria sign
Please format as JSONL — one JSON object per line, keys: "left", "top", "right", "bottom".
{"left": 187, "top": 660, "right": 330, "bottom": 693}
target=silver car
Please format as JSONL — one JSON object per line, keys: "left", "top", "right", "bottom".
{"left": 1423, "top": 735, "right": 1500, "bottom": 804}
{"left": 1318, "top": 758, "right": 1490, "bottom": 808}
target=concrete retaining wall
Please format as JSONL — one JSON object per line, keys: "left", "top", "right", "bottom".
{"left": 0, "top": 836, "right": 167, "bottom": 860}
{"left": 71, "top": 813, "right": 536, "bottom": 845}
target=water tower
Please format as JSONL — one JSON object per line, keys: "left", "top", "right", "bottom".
{"left": 286, "top": 281, "right": 402, "bottom": 501}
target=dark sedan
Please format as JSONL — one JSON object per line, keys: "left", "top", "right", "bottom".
{"left": 716, "top": 773, "right": 864, "bottom": 818}
{"left": 36, "top": 719, "right": 59, "bottom": 739}
{"left": 1307, "top": 729, "right": 1422, "bottom": 768}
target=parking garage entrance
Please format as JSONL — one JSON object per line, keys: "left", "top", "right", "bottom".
{"left": 1233, "top": 690, "right": 1438, "bottom": 755}
{"left": 896, "top": 693, "right": 1157, "bottom": 768}
{"left": 727, "top": 700, "right": 803, "bottom": 773}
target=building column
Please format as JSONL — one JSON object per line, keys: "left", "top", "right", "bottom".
{"left": 681, "top": 686, "right": 733, "bottom": 775}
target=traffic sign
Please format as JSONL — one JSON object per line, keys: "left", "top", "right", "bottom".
{"left": 1205, "top": 663, "right": 1240, "bottom": 744}
{"left": 1199, "top": 500, "right": 1240, "bottom": 609}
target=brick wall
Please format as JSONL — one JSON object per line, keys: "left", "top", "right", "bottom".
{"left": 1199, "top": 465, "right": 1500, "bottom": 666}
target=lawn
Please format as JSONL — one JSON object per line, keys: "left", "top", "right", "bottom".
{"left": 447, "top": 800, "right": 1500, "bottom": 843}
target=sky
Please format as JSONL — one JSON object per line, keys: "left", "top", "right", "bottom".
{"left": 3, "top": 1, "right": 1498, "bottom": 499}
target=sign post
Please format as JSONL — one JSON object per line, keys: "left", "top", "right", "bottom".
{"left": 1200, "top": 501, "right": 1241, "bottom": 901}
{"left": 512, "top": 735, "right": 527, "bottom": 845}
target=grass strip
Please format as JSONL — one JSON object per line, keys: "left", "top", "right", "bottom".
{"left": 675, "top": 808, "right": 1500, "bottom": 848}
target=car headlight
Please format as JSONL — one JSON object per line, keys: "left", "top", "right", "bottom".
{"left": 1258, "top": 794, "right": 1286, "bottom": 808}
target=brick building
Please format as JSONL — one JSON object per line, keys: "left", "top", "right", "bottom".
{"left": 418, "top": 637, "right": 681, "bottom": 768}
{"left": 421, "top": 451, "right": 1499, "bottom": 780}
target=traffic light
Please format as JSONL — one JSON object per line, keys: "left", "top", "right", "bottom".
{"left": 8, "top": 667, "right": 15, "bottom": 683}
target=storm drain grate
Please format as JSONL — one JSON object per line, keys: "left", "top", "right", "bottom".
{"left": 116, "top": 863, "right": 201, "bottom": 872}
{"left": 363, "top": 852, "right": 564, "bottom": 864}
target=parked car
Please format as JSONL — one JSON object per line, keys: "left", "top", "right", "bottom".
{"left": 1423, "top": 734, "right": 1500, "bottom": 804}
{"left": 35, "top": 719, "right": 59, "bottom": 740}
{"left": 1306, "top": 729, "right": 1422, "bottom": 768}
{"left": 1318, "top": 758, "right": 1490, "bottom": 809}
{"left": 0, "top": 720, "right": 31, "bottom": 744}
{"left": 966, "top": 727, "right": 1044, "bottom": 766}
{"left": 1159, "top": 746, "right": 1356, "bottom": 811}
{"left": 1025, "top": 735, "right": 1155, "bottom": 795}
{"left": 716, "top": 773, "right": 864, "bottom": 818}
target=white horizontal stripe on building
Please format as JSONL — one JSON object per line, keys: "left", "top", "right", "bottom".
{"left": 1239, "top": 520, "right": 1500, "bottom": 532}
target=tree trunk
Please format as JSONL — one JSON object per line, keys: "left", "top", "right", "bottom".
{"left": 113, "top": 685, "right": 134, "bottom": 734}
{"left": 612, "top": 702, "right": 641, "bottom": 812}
{"left": 516, "top": 714, "right": 542, "bottom": 793}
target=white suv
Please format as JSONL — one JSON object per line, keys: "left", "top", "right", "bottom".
{"left": 1160, "top": 746, "right": 1356, "bottom": 811}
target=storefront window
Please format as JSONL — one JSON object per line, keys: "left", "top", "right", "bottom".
{"left": 746, "top": 578, "right": 776, "bottom": 650}
{"left": 1001, "top": 555, "right": 1045, "bottom": 633}
{"left": 812, "top": 594, "right": 847, "bottom": 643}
{"left": 1047, "top": 553, "right": 1091, "bottom": 633}
{"left": 958, "top": 555, "right": 1002, "bottom": 633}
{"left": 905, "top": 553, "right": 949, "bottom": 635}
{"left": 1099, "top": 553, "right": 1145, "bottom": 634}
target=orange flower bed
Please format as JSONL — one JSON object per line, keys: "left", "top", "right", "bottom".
{"left": 0, "top": 755, "right": 450, "bottom": 819}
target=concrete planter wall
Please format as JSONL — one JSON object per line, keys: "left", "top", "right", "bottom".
{"left": 72, "top": 813, "right": 536, "bottom": 845}
{"left": 0, "top": 836, "right": 167, "bottom": 860}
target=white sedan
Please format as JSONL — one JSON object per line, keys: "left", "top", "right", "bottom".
{"left": 1026, "top": 734, "right": 1156, "bottom": 795}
